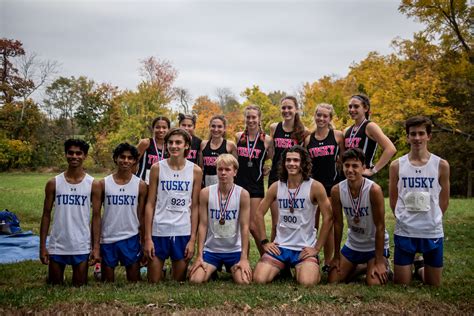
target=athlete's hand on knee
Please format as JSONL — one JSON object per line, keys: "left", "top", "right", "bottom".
{"left": 189, "top": 257, "right": 206, "bottom": 275}
{"left": 330, "top": 256, "right": 340, "bottom": 273}
{"left": 299, "top": 247, "right": 318, "bottom": 260}
{"left": 184, "top": 241, "right": 195, "bottom": 261}
{"left": 263, "top": 242, "right": 280, "bottom": 256}
{"left": 371, "top": 260, "right": 388, "bottom": 284}
{"left": 143, "top": 239, "right": 155, "bottom": 260}
{"left": 89, "top": 247, "right": 101, "bottom": 266}
{"left": 39, "top": 247, "right": 49, "bottom": 265}
{"left": 234, "top": 259, "right": 252, "bottom": 282}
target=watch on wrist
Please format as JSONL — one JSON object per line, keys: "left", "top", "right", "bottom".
{"left": 260, "top": 238, "right": 269, "bottom": 246}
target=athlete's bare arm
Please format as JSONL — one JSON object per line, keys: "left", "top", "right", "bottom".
{"left": 330, "top": 185, "right": 343, "bottom": 270}
{"left": 439, "top": 159, "right": 450, "bottom": 214}
{"left": 137, "top": 180, "right": 148, "bottom": 244}
{"left": 39, "top": 178, "right": 56, "bottom": 265}
{"left": 227, "top": 140, "right": 238, "bottom": 159}
{"left": 334, "top": 130, "right": 345, "bottom": 161}
{"left": 388, "top": 160, "right": 400, "bottom": 215}
{"left": 198, "top": 140, "right": 207, "bottom": 170}
{"left": 235, "top": 189, "right": 252, "bottom": 282}
{"left": 134, "top": 138, "right": 150, "bottom": 173}
{"left": 365, "top": 122, "right": 396, "bottom": 175}
{"left": 189, "top": 187, "right": 209, "bottom": 275}
{"left": 143, "top": 163, "right": 160, "bottom": 259}
{"left": 90, "top": 179, "right": 103, "bottom": 265}
{"left": 369, "top": 183, "right": 388, "bottom": 284}
{"left": 255, "top": 183, "right": 279, "bottom": 255}
{"left": 185, "top": 165, "right": 203, "bottom": 260}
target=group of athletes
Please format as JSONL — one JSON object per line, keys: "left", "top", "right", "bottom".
{"left": 39, "top": 94, "right": 450, "bottom": 288}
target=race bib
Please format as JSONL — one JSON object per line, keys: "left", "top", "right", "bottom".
{"left": 212, "top": 219, "right": 237, "bottom": 239}
{"left": 165, "top": 192, "right": 189, "bottom": 213}
{"left": 404, "top": 191, "right": 431, "bottom": 212}
{"left": 279, "top": 210, "right": 302, "bottom": 230}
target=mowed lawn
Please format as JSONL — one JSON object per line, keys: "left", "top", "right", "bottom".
{"left": 0, "top": 172, "right": 473, "bottom": 314}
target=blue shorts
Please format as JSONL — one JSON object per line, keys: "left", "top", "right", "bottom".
{"left": 100, "top": 234, "right": 141, "bottom": 268}
{"left": 394, "top": 235, "right": 443, "bottom": 268}
{"left": 203, "top": 251, "right": 241, "bottom": 271}
{"left": 341, "top": 245, "right": 390, "bottom": 265}
{"left": 152, "top": 235, "right": 190, "bottom": 261}
{"left": 50, "top": 254, "right": 89, "bottom": 266}
{"left": 261, "top": 246, "right": 319, "bottom": 270}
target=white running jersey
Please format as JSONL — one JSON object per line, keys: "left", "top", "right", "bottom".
{"left": 48, "top": 172, "right": 94, "bottom": 255}
{"left": 204, "top": 184, "right": 243, "bottom": 253}
{"left": 101, "top": 174, "right": 141, "bottom": 244}
{"left": 339, "top": 179, "right": 389, "bottom": 252}
{"left": 153, "top": 159, "right": 194, "bottom": 236}
{"left": 394, "top": 154, "right": 443, "bottom": 238}
{"left": 274, "top": 179, "right": 317, "bottom": 251}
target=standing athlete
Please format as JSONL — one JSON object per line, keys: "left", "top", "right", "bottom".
{"left": 253, "top": 145, "right": 332, "bottom": 286}
{"left": 39, "top": 139, "right": 99, "bottom": 286}
{"left": 136, "top": 116, "right": 170, "bottom": 184}
{"left": 178, "top": 113, "right": 202, "bottom": 165}
{"left": 91, "top": 143, "right": 147, "bottom": 282}
{"left": 235, "top": 105, "right": 273, "bottom": 255}
{"left": 389, "top": 116, "right": 450, "bottom": 286}
{"left": 143, "top": 128, "right": 203, "bottom": 282}
{"left": 189, "top": 154, "right": 252, "bottom": 284}
{"left": 329, "top": 148, "right": 390, "bottom": 285}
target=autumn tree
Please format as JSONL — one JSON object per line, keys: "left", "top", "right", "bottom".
{"left": 241, "top": 86, "right": 280, "bottom": 133}
{"left": 192, "top": 96, "right": 222, "bottom": 139}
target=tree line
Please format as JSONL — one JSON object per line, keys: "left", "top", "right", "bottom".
{"left": 0, "top": 0, "right": 472, "bottom": 196}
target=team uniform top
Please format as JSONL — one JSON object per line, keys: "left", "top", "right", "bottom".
{"left": 48, "top": 172, "right": 94, "bottom": 255}
{"left": 306, "top": 129, "right": 339, "bottom": 188}
{"left": 202, "top": 139, "right": 228, "bottom": 186}
{"left": 394, "top": 154, "right": 443, "bottom": 239}
{"left": 186, "top": 136, "right": 202, "bottom": 165}
{"left": 153, "top": 159, "right": 194, "bottom": 237}
{"left": 274, "top": 179, "right": 317, "bottom": 251}
{"left": 204, "top": 184, "right": 243, "bottom": 253}
{"left": 101, "top": 174, "right": 141, "bottom": 244}
{"left": 136, "top": 138, "right": 168, "bottom": 184}
{"left": 235, "top": 134, "right": 267, "bottom": 195}
{"left": 344, "top": 121, "right": 377, "bottom": 168}
{"left": 338, "top": 178, "right": 389, "bottom": 252}
{"left": 269, "top": 122, "right": 298, "bottom": 184}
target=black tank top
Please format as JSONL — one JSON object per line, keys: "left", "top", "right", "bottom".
{"left": 186, "top": 136, "right": 202, "bottom": 165}
{"left": 306, "top": 129, "right": 339, "bottom": 187}
{"left": 235, "top": 133, "right": 267, "bottom": 190}
{"left": 269, "top": 122, "right": 298, "bottom": 182}
{"left": 202, "top": 139, "right": 228, "bottom": 176}
{"left": 136, "top": 138, "right": 168, "bottom": 181}
{"left": 344, "top": 120, "right": 377, "bottom": 168}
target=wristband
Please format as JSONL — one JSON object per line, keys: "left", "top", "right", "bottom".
{"left": 260, "top": 238, "right": 269, "bottom": 246}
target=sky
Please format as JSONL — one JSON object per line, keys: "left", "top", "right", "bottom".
{"left": 1, "top": 0, "right": 423, "bottom": 103}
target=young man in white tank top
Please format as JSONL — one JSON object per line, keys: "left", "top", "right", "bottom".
{"left": 143, "top": 128, "right": 203, "bottom": 283}
{"left": 189, "top": 154, "right": 252, "bottom": 284}
{"left": 253, "top": 145, "right": 332, "bottom": 286}
{"left": 91, "top": 143, "right": 147, "bottom": 282}
{"left": 329, "top": 148, "right": 390, "bottom": 285}
{"left": 389, "top": 116, "right": 450, "bottom": 286}
{"left": 40, "top": 139, "right": 100, "bottom": 286}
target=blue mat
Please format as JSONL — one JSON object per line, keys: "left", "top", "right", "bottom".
{"left": 0, "top": 231, "right": 40, "bottom": 264}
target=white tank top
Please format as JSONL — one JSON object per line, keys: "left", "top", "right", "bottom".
{"left": 153, "top": 159, "right": 194, "bottom": 236}
{"left": 274, "top": 179, "right": 317, "bottom": 251}
{"left": 339, "top": 178, "right": 389, "bottom": 252}
{"left": 394, "top": 154, "right": 443, "bottom": 238}
{"left": 204, "top": 184, "right": 242, "bottom": 253}
{"left": 101, "top": 174, "right": 141, "bottom": 244}
{"left": 48, "top": 172, "right": 94, "bottom": 255}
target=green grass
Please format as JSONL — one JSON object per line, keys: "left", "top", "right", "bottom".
{"left": 0, "top": 172, "right": 473, "bottom": 313}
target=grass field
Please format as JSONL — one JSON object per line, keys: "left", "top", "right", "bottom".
{"left": 0, "top": 172, "right": 473, "bottom": 314}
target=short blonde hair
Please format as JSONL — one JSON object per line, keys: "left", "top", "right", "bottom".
{"left": 216, "top": 154, "right": 239, "bottom": 170}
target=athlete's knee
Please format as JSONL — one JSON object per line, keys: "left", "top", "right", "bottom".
{"left": 189, "top": 273, "right": 206, "bottom": 284}
{"left": 252, "top": 271, "right": 268, "bottom": 284}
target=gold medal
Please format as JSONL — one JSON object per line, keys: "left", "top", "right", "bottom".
{"left": 219, "top": 218, "right": 225, "bottom": 225}
{"left": 354, "top": 216, "right": 360, "bottom": 224}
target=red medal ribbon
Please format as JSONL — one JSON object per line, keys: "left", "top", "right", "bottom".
{"left": 349, "top": 178, "right": 365, "bottom": 222}
{"left": 287, "top": 181, "right": 302, "bottom": 213}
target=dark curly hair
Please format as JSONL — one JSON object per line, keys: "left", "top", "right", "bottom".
{"left": 64, "top": 139, "right": 89, "bottom": 155}
{"left": 278, "top": 145, "right": 312, "bottom": 183}
{"left": 112, "top": 143, "right": 139, "bottom": 164}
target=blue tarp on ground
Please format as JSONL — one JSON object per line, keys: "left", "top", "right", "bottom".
{"left": 0, "top": 231, "right": 40, "bottom": 264}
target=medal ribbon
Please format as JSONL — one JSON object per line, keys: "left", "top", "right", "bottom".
{"left": 348, "top": 119, "right": 367, "bottom": 148}
{"left": 218, "top": 184, "right": 235, "bottom": 223}
{"left": 287, "top": 182, "right": 302, "bottom": 211}
{"left": 153, "top": 138, "right": 165, "bottom": 161}
{"left": 246, "top": 131, "right": 260, "bottom": 161}
{"left": 349, "top": 178, "right": 365, "bottom": 221}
